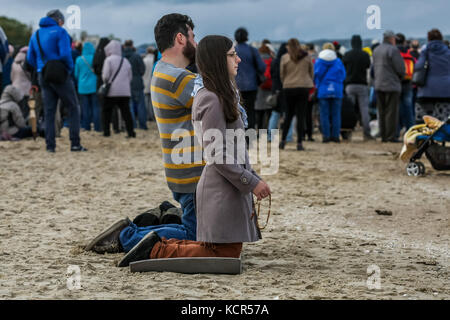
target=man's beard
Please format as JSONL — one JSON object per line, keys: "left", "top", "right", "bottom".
{"left": 183, "top": 40, "right": 196, "bottom": 65}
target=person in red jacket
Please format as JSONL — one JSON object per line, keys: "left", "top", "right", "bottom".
{"left": 254, "top": 40, "right": 275, "bottom": 130}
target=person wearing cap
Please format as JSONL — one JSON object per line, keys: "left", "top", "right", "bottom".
{"left": 372, "top": 30, "right": 405, "bottom": 143}
{"left": 26, "top": 9, "right": 86, "bottom": 152}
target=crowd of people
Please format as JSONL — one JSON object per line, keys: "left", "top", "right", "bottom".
{"left": 1, "top": 10, "right": 449, "bottom": 151}
{"left": 1, "top": 9, "right": 450, "bottom": 267}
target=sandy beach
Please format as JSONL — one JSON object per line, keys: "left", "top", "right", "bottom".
{"left": 0, "top": 123, "right": 448, "bottom": 300}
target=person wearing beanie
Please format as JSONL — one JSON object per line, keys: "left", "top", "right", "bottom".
{"left": 372, "top": 30, "right": 405, "bottom": 142}
{"left": 343, "top": 34, "right": 373, "bottom": 140}
{"left": 26, "top": 9, "right": 87, "bottom": 152}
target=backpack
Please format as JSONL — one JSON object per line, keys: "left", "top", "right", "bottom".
{"left": 400, "top": 50, "right": 415, "bottom": 81}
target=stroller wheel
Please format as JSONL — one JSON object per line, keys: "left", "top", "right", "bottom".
{"left": 406, "top": 162, "right": 422, "bottom": 176}
{"left": 417, "top": 162, "right": 426, "bottom": 175}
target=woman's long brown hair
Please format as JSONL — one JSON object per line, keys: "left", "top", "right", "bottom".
{"left": 196, "top": 35, "right": 240, "bottom": 123}
{"left": 287, "top": 38, "right": 307, "bottom": 63}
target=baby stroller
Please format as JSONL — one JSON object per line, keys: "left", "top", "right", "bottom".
{"left": 406, "top": 117, "right": 450, "bottom": 176}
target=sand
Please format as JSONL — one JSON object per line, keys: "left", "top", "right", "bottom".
{"left": 0, "top": 123, "right": 448, "bottom": 300}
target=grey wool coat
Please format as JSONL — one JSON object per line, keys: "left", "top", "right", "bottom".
{"left": 192, "top": 88, "right": 262, "bottom": 243}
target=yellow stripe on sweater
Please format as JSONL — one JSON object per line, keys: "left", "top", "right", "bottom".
{"left": 153, "top": 72, "right": 177, "bottom": 83}
{"left": 162, "top": 145, "right": 202, "bottom": 154}
{"left": 166, "top": 176, "right": 201, "bottom": 184}
{"left": 152, "top": 101, "right": 184, "bottom": 111}
{"left": 155, "top": 114, "right": 192, "bottom": 124}
{"left": 164, "top": 162, "right": 205, "bottom": 169}
{"left": 151, "top": 74, "right": 195, "bottom": 99}
{"left": 160, "top": 130, "right": 195, "bottom": 139}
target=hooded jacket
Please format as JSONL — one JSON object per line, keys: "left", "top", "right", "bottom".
{"left": 372, "top": 40, "right": 405, "bottom": 92}
{"left": 26, "top": 17, "right": 73, "bottom": 73}
{"left": 416, "top": 40, "right": 450, "bottom": 99}
{"left": 123, "top": 47, "right": 145, "bottom": 99}
{"left": 74, "top": 42, "right": 97, "bottom": 94}
{"left": 314, "top": 49, "right": 346, "bottom": 99}
{"left": 11, "top": 47, "right": 32, "bottom": 97}
{"left": 0, "top": 85, "right": 26, "bottom": 135}
{"left": 343, "top": 35, "right": 371, "bottom": 85}
{"left": 102, "top": 40, "right": 132, "bottom": 97}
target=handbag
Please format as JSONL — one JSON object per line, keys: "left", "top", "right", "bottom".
{"left": 412, "top": 49, "right": 429, "bottom": 87}
{"left": 36, "top": 30, "right": 68, "bottom": 84}
{"left": 266, "top": 90, "right": 279, "bottom": 108}
{"left": 97, "top": 57, "right": 124, "bottom": 100}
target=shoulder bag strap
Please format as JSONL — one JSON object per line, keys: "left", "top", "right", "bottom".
{"left": 108, "top": 57, "right": 123, "bottom": 84}
{"left": 35, "top": 30, "right": 46, "bottom": 64}
{"left": 81, "top": 56, "right": 95, "bottom": 74}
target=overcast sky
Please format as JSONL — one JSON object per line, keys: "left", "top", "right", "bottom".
{"left": 1, "top": 0, "right": 449, "bottom": 45}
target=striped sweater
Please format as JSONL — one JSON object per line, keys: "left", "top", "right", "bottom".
{"left": 151, "top": 60, "right": 204, "bottom": 193}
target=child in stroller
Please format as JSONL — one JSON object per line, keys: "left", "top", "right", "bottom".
{"left": 401, "top": 116, "right": 450, "bottom": 176}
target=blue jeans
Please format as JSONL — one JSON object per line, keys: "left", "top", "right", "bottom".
{"left": 319, "top": 98, "right": 342, "bottom": 139}
{"left": 119, "top": 192, "right": 197, "bottom": 253}
{"left": 397, "top": 84, "right": 414, "bottom": 138}
{"left": 129, "top": 91, "right": 148, "bottom": 129}
{"left": 267, "top": 110, "right": 293, "bottom": 142}
{"left": 38, "top": 73, "right": 81, "bottom": 150}
{"left": 80, "top": 93, "right": 101, "bottom": 131}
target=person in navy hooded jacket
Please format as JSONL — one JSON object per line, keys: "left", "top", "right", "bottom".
{"left": 26, "top": 9, "right": 86, "bottom": 153}
{"left": 314, "top": 42, "right": 346, "bottom": 143}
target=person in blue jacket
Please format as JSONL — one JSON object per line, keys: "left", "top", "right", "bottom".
{"left": 234, "top": 27, "right": 266, "bottom": 130}
{"left": 74, "top": 42, "right": 100, "bottom": 132}
{"left": 414, "top": 28, "right": 450, "bottom": 122}
{"left": 314, "top": 43, "right": 346, "bottom": 143}
{"left": 26, "top": 9, "right": 86, "bottom": 152}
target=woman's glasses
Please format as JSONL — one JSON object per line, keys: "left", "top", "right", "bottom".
{"left": 227, "top": 51, "right": 238, "bottom": 58}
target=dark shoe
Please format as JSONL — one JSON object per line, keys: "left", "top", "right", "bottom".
{"left": 114, "top": 130, "right": 120, "bottom": 134}
{"left": 296, "top": 143, "right": 305, "bottom": 151}
{"left": 85, "top": 217, "right": 131, "bottom": 254}
{"left": 160, "top": 207, "right": 183, "bottom": 225}
{"left": 279, "top": 141, "right": 286, "bottom": 150}
{"left": 363, "top": 135, "right": 375, "bottom": 141}
{"left": 126, "top": 132, "right": 136, "bottom": 139}
{"left": 322, "top": 137, "right": 330, "bottom": 143}
{"left": 388, "top": 138, "right": 402, "bottom": 143}
{"left": 117, "top": 231, "right": 161, "bottom": 267}
{"left": 71, "top": 145, "right": 88, "bottom": 152}
{"left": 133, "top": 207, "right": 161, "bottom": 227}
{"left": 331, "top": 137, "right": 340, "bottom": 143}
{"left": 104, "top": 133, "right": 111, "bottom": 137}
{"left": 159, "top": 200, "right": 176, "bottom": 213}
{"left": 307, "top": 137, "right": 315, "bottom": 142}
{"left": 47, "top": 148, "right": 55, "bottom": 153}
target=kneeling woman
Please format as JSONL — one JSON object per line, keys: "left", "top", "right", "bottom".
{"left": 118, "top": 35, "right": 271, "bottom": 267}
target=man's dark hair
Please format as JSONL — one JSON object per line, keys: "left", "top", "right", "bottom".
{"left": 234, "top": 28, "right": 248, "bottom": 44}
{"left": 428, "top": 28, "right": 443, "bottom": 41}
{"left": 396, "top": 33, "right": 406, "bottom": 45}
{"left": 124, "top": 40, "right": 134, "bottom": 47}
{"left": 154, "top": 13, "right": 194, "bottom": 53}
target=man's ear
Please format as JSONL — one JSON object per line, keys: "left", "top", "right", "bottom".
{"left": 175, "top": 33, "right": 186, "bottom": 46}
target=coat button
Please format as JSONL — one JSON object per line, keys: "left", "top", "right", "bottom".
{"left": 241, "top": 177, "right": 248, "bottom": 184}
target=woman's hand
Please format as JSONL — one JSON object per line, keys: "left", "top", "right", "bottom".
{"left": 253, "top": 180, "right": 271, "bottom": 201}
